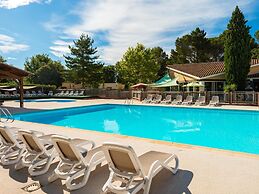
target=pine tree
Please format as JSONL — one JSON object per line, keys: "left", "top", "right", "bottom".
{"left": 224, "top": 6, "right": 251, "bottom": 90}
{"left": 64, "top": 34, "right": 103, "bottom": 88}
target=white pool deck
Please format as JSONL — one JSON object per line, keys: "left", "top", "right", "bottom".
{"left": 0, "top": 99, "right": 259, "bottom": 194}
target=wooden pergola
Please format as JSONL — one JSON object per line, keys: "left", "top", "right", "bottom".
{"left": 0, "top": 63, "right": 29, "bottom": 108}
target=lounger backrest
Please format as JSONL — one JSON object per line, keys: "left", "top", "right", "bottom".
{"left": 102, "top": 143, "right": 144, "bottom": 176}
{"left": 26, "top": 91, "right": 30, "bottom": 94}
{"left": 52, "top": 135, "right": 81, "bottom": 162}
{"left": 147, "top": 94, "right": 152, "bottom": 100}
{"left": 157, "top": 95, "right": 162, "bottom": 101}
{"left": 212, "top": 96, "right": 219, "bottom": 102}
{"left": 186, "top": 95, "right": 192, "bottom": 101}
{"left": 19, "top": 131, "right": 43, "bottom": 153}
{"left": 176, "top": 95, "right": 182, "bottom": 101}
{"left": 166, "top": 95, "right": 171, "bottom": 100}
{"left": 199, "top": 96, "right": 205, "bottom": 102}
{"left": 0, "top": 127, "right": 14, "bottom": 144}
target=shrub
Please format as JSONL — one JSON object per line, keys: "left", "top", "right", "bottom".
{"left": 224, "top": 84, "right": 237, "bottom": 92}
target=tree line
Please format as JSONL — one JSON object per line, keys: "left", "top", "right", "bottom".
{"left": 1, "top": 6, "right": 258, "bottom": 90}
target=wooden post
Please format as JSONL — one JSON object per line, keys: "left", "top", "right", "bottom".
{"left": 19, "top": 78, "right": 24, "bottom": 108}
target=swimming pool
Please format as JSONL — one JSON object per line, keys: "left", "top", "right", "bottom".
{"left": 13, "top": 104, "right": 259, "bottom": 155}
{"left": 15, "top": 99, "right": 76, "bottom": 103}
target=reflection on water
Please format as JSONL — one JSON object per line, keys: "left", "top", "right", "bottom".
{"left": 103, "top": 120, "right": 120, "bottom": 133}
{"left": 164, "top": 118, "right": 201, "bottom": 133}
{"left": 172, "top": 128, "right": 200, "bottom": 133}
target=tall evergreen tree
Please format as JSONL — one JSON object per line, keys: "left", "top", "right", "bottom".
{"left": 252, "top": 30, "right": 259, "bottom": 59}
{"left": 255, "top": 30, "right": 259, "bottom": 42}
{"left": 169, "top": 28, "right": 213, "bottom": 63}
{"left": 64, "top": 34, "right": 103, "bottom": 88}
{"left": 224, "top": 6, "right": 251, "bottom": 90}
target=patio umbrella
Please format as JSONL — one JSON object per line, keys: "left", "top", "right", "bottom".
{"left": 183, "top": 82, "right": 204, "bottom": 87}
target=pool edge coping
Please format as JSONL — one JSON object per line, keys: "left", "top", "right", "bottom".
{"left": 9, "top": 118, "right": 259, "bottom": 160}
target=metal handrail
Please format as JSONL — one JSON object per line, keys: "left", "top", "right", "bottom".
{"left": 124, "top": 99, "right": 133, "bottom": 105}
{"left": 0, "top": 108, "right": 14, "bottom": 123}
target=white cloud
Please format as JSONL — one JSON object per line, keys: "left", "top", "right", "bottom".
{"left": 48, "top": 0, "right": 255, "bottom": 63}
{"left": 7, "top": 57, "right": 16, "bottom": 60}
{"left": 43, "top": 14, "right": 65, "bottom": 33}
{"left": 0, "top": 0, "right": 51, "bottom": 9}
{"left": 49, "top": 40, "right": 72, "bottom": 57}
{"left": 0, "top": 34, "right": 29, "bottom": 53}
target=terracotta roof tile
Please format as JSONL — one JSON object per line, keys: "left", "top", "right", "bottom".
{"left": 167, "top": 59, "right": 259, "bottom": 79}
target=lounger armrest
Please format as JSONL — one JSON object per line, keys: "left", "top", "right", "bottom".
{"left": 146, "top": 160, "right": 162, "bottom": 179}
{"left": 29, "top": 130, "right": 44, "bottom": 137}
{"left": 38, "top": 134, "right": 57, "bottom": 144}
{"left": 88, "top": 150, "right": 105, "bottom": 167}
{"left": 72, "top": 138, "right": 95, "bottom": 149}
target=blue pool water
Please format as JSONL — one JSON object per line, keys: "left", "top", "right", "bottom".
{"left": 15, "top": 99, "right": 76, "bottom": 103}
{"left": 13, "top": 104, "right": 259, "bottom": 154}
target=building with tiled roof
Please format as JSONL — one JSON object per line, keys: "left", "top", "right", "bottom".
{"left": 167, "top": 59, "right": 259, "bottom": 91}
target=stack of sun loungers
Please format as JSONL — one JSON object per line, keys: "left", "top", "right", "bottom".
{"left": 0, "top": 126, "right": 179, "bottom": 193}
{"left": 142, "top": 94, "right": 220, "bottom": 106}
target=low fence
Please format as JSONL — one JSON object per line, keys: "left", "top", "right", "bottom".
{"left": 132, "top": 90, "right": 259, "bottom": 106}
{"left": 85, "top": 89, "right": 132, "bottom": 99}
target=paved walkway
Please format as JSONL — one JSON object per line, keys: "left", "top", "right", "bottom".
{"left": 0, "top": 99, "right": 259, "bottom": 194}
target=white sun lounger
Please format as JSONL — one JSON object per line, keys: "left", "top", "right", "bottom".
{"left": 142, "top": 94, "right": 153, "bottom": 103}
{"left": 15, "top": 130, "right": 58, "bottom": 176}
{"left": 102, "top": 143, "right": 179, "bottom": 194}
{"left": 13, "top": 91, "right": 20, "bottom": 97}
{"left": 151, "top": 94, "right": 162, "bottom": 104}
{"left": 78, "top": 90, "right": 84, "bottom": 96}
{"left": 48, "top": 91, "right": 53, "bottom": 96}
{"left": 63, "top": 91, "right": 70, "bottom": 96}
{"left": 68, "top": 91, "right": 74, "bottom": 96}
{"left": 172, "top": 95, "right": 183, "bottom": 105}
{"left": 161, "top": 95, "right": 172, "bottom": 104}
{"left": 182, "top": 95, "right": 193, "bottom": 105}
{"left": 48, "top": 135, "right": 105, "bottom": 190}
{"left": 209, "top": 96, "right": 220, "bottom": 106}
{"left": 55, "top": 91, "right": 64, "bottom": 96}
{"left": 195, "top": 96, "right": 206, "bottom": 106}
{"left": 25, "top": 91, "right": 31, "bottom": 97}
{"left": 0, "top": 127, "right": 26, "bottom": 166}
{"left": 38, "top": 90, "right": 46, "bottom": 96}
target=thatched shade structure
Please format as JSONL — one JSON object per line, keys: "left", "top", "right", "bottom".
{"left": 0, "top": 63, "right": 29, "bottom": 107}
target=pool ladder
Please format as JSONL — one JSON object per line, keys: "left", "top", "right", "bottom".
{"left": 0, "top": 108, "right": 14, "bottom": 123}
{"left": 124, "top": 99, "right": 133, "bottom": 105}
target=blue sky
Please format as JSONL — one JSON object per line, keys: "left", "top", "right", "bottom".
{"left": 0, "top": 0, "right": 258, "bottom": 69}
